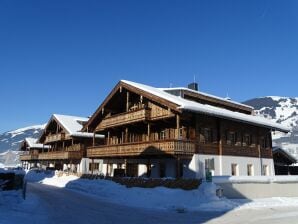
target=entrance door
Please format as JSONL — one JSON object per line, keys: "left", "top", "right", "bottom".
{"left": 126, "top": 163, "right": 138, "bottom": 177}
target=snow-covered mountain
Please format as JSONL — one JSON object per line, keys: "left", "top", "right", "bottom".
{"left": 244, "top": 96, "right": 298, "bottom": 159}
{"left": 0, "top": 125, "right": 45, "bottom": 167}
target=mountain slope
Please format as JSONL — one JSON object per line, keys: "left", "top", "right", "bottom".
{"left": 0, "top": 125, "right": 45, "bottom": 167}
{"left": 244, "top": 96, "right": 298, "bottom": 159}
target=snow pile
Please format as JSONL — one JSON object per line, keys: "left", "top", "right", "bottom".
{"left": 25, "top": 170, "right": 55, "bottom": 182}
{"left": 0, "top": 189, "right": 45, "bottom": 224}
{"left": 235, "top": 197, "right": 298, "bottom": 210}
{"left": 213, "top": 176, "right": 298, "bottom": 184}
{"left": 41, "top": 174, "right": 79, "bottom": 188}
{"left": 33, "top": 174, "right": 236, "bottom": 212}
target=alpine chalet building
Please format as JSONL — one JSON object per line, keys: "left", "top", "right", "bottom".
{"left": 83, "top": 80, "right": 289, "bottom": 178}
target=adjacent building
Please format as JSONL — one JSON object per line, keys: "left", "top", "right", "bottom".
{"left": 20, "top": 114, "right": 104, "bottom": 173}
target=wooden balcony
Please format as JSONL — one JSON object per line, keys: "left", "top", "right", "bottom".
{"left": 87, "top": 139, "right": 196, "bottom": 158}
{"left": 65, "top": 144, "right": 85, "bottom": 152}
{"left": 97, "top": 108, "right": 151, "bottom": 130}
{"left": 38, "top": 151, "right": 82, "bottom": 160}
{"left": 19, "top": 152, "right": 39, "bottom": 161}
{"left": 45, "top": 133, "right": 66, "bottom": 143}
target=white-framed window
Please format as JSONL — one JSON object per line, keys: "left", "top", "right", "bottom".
{"left": 262, "top": 165, "right": 269, "bottom": 176}
{"left": 231, "top": 163, "right": 239, "bottom": 176}
{"left": 247, "top": 164, "right": 254, "bottom": 176}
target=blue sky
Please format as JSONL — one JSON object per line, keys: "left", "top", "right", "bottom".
{"left": 0, "top": 0, "right": 298, "bottom": 133}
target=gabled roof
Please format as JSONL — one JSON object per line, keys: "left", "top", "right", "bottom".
{"left": 43, "top": 114, "right": 104, "bottom": 139}
{"left": 160, "top": 87, "right": 254, "bottom": 111}
{"left": 24, "top": 138, "right": 50, "bottom": 149}
{"left": 273, "top": 147, "right": 297, "bottom": 164}
{"left": 122, "top": 80, "right": 290, "bottom": 132}
{"left": 84, "top": 80, "right": 290, "bottom": 133}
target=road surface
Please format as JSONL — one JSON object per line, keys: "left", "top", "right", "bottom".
{"left": 7, "top": 183, "right": 298, "bottom": 224}
{"left": 23, "top": 183, "right": 223, "bottom": 224}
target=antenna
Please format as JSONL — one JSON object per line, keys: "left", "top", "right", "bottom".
{"left": 194, "top": 74, "right": 196, "bottom": 83}
{"left": 169, "top": 83, "right": 173, "bottom": 88}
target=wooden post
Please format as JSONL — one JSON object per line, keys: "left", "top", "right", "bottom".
{"left": 91, "top": 158, "right": 94, "bottom": 175}
{"left": 124, "top": 159, "right": 128, "bottom": 176}
{"left": 217, "top": 119, "right": 223, "bottom": 175}
{"left": 146, "top": 159, "right": 151, "bottom": 177}
{"left": 176, "top": 114, "right": 180, "bottom": 139}
{"left": 257, "top": 128, "right": 263, "bottom": 175}
{"left": 176, "top": 157, "right": 181, "bottom": 178}
{"left": 147, "top": 123, "right": 151, "bottom": 141}
{"left": 126, "top": 91, "right": 130, "bottom": 112}
{"left": 93, "top": 132, "right": 95, "bottom": 147}
{"left": 217, "top": 119, "right": 222, "bottom": 156}
{"left": 125, "top": 128, "right": 128, "bottom": 143}
{"left": 107, "top": 131, "right": 110, "bottom": 145}
{"left": 121, "top": 131, "right": 124, "bottom": 144}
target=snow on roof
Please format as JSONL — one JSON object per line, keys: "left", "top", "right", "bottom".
{"left": 121, "top": 80, "right": 290, "bottom": 133}
{"left": 160, "top": 87, "right": 254, "bottom": 110}
{"left": 52, "top": 114, "right": 104, "bottom": 138}
{"left": 25, "top": 138, "right": 50, "bottom": 149}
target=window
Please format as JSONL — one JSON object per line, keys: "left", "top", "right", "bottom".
{"left": 160, "top": 130, "right": 166, "bottom": 140}
{"left": 261, "top": 134, "right": 271, "bottom": 149}
{"left": 243, "top": 134, "right": 252, "bottom": 146}
{"left": 205, "top": 158, "right": 215, "bottom": 170}
{"left": 89, "top": 163, "right": 99, "bottom": 171}
{"left": 178, "top": 128, "right": 183, "bottom": 139}
{"left": 262, "top": 165, "right": 269, "bottom": 176}
{"left": 227, "top": 131, "right": 237, "bottom": 145}
{"left": 202, "top": 128, "right": 212, "bottom": 143}
{"left": 159, "top": 162, "right": 166, "bottom": 178}
{"left": 247, "top": 164, "right": 254, "bottom": 176}
{"left": 231, "top": 164, "right": 238, "bottom": 176}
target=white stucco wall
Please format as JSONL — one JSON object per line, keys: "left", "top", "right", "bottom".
{"left": 188, "top": 154, "right": 275, "bottom": 178}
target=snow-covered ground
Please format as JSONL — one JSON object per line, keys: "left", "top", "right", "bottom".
{"left": 3, "top": 171, "right": 298, "bottom": 223}
{"left": 25, "top": 171, "right": 298, "bottom": 212}
{"left": 26, "top": 171, "right": 235, "bottom": 212}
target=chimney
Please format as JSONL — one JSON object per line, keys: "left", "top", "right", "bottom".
{"left": 187, "top": 82, "right": 198, "bottom": 91}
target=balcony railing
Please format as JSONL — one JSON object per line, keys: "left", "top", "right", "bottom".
{"left": 97, "top": 108, "right": 151, "bottom": 130}
{"left": 65, "top": 144, "right": 85, "bottom": 152}
{"left": 87, "top": 139, "right": 196, "bottom": 158}
{"left": 45, "top": 133, "right": 66, "bottom": 143}
{"left": 38, "top": 151, "right": 82, "bottom": 160}
{"left": 19, "top": 152, "right": 39, "bottom": 161}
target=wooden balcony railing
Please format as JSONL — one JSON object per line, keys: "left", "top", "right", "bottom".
{"left": 38, "top": 151, "right": 82, "bottom": 160}
{"left": 19, "top": 152, "right": 39, "bottom": 161}
{"left": 45, "top": 133, "right": 66, "bottom": 143}
{"left": 87, "top": 139, "right": 196, "bottom": 158}
{"left": 97, "top": 109, "right": 151, "bottom": 130}
{"left": 65, "top": 144, "right": 85, "bottom": 152}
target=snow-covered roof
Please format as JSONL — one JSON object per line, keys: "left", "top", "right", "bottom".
{"left": 25, "top": 138, "right": 50, "bottom": 149}
{"left": 273, "top": 146, "right": 297, "bottom": 163}
{"left": 160, "top": 87, "right": 254, "bottom": 110}
{"left": 121, "top": 80, "right": 290, "bottom": 133}
{"left": 52, "top": 114, "right": 104, "bottom": 138}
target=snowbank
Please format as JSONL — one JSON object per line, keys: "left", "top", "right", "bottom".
{"left": 213, "top": 176, "right": 298, "bottom": 184}
{"left": 35, "top": 174, "right": 236, "bottom": 212}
